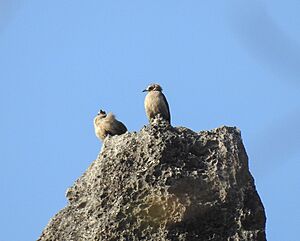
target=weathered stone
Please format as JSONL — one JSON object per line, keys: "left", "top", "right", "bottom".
{"left": 38, "top": 117, "right": 266, "bottom": 241}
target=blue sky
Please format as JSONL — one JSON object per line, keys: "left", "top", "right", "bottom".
{"left": 0, "top": 1, "right": 299, "bottom": 240}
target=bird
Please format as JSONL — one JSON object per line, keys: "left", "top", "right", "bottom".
{"left": 93, "top": 109, "right": 127, "bottom": 141}
{"left": 143, "top": 83, "right": 171, "bottom": 124}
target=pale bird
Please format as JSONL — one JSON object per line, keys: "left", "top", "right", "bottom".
{"left": 93, "top": 109, "right": 127, "bottom": 141}
{"left": 143, "top": 83, "right": 171, "bottom": 124}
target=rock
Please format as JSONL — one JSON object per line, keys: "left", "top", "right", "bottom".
{"left": 38, "top": 117, "right": 266, "bottom": 241}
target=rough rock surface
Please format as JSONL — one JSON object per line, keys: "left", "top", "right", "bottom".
{"left": 38, "top": 118, "right": 266, "bottom": 241}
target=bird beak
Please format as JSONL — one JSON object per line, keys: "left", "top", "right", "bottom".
{"left": 142, "top": 89, "right": 147, "bottom": 92}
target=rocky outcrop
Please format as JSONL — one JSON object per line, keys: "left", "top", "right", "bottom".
{"left": 38, "top": 118, "right": 266, "bottom": 241}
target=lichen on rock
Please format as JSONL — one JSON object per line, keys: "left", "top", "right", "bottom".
{"left": 38, "top": 117, "right": 266, "bottom": 241}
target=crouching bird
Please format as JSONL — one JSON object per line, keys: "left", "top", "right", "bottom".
{"left": 93, "top": 109, "right": 127, "bottom": 141}
{"left": 143, "top": 83, "right": 171, "bottom": 124}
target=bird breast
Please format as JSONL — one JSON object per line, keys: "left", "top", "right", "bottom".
{"left": 144, "top": 91, "right": 167, "bottom": 118}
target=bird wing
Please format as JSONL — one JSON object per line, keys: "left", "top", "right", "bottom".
{"left": 162, "top": 92, "right": 171, "bottom": 124}
{"left": 116, "top": 120, "right": 127, "bottom": 134}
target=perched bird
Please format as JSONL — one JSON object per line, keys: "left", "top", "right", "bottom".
{"left": 143, "top": 83, "right": 171, "bottom": 124}
{"left": 93, "top": 109, "right": 127, "bottom": 141}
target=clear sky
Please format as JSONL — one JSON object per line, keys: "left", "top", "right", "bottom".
{"left": 0, "top": 0, "right": 299, "bottom": 240}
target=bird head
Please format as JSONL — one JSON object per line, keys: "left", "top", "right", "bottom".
{"left": 97, "top": 109, "right": 107, "bottom": 119}
{"left": 143, "top": 83, "right": 163, "bottom": 92}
